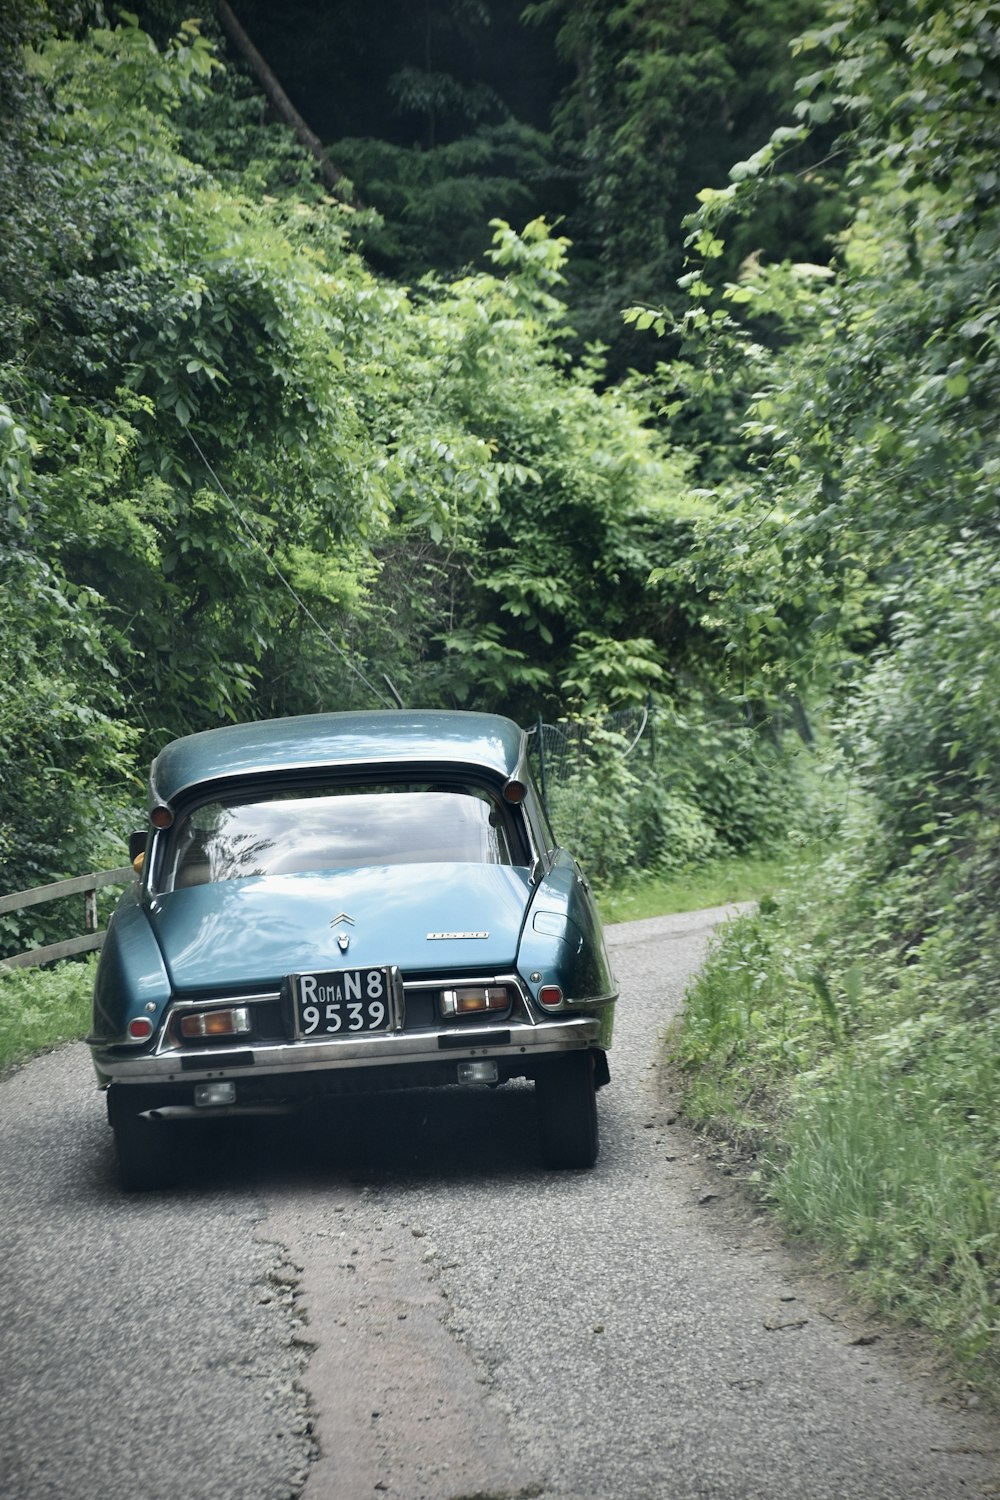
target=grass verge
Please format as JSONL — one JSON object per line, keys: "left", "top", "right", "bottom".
{"left": 673, "top": 849, "right": 1000, "bottom": 1396}
{"left": 0, "top": 958, "right": 95, "bottom": 1073}
{"left": 599, "top": 847, "right": 810, "bottom": 923}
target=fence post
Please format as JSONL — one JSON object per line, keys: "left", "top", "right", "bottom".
{"left": 0, "top": 866, "right": 133, "bottom": 970}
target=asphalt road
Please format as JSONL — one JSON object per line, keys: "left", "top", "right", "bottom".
{"left": 1, "top": 907, "right": 996, "bottom": 1500}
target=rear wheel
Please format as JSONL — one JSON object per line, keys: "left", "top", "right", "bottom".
{"left": 536, "top": 1052, "right": 599, "bottom": 1169}
{"left": 111, "top": 1103, "right": 174, "bottom": 1192}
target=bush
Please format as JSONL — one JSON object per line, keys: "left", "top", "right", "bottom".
{"left": 630, "top": 780, "right": 719, "bottom": 876}
{"left": 542, "top": 702, "right": 832, "bottom": 891}
{"left": 545, "top": 723, "right": 640, "bottom": 890}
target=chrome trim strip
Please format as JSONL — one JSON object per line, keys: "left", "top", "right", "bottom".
{"left": 165, "top": 973, "right": 529, "bottom": 1002}
{"left": 168, "top": 990, "right": 281, "bottom": 1011}
{"left": 401, "top": 972, "right": 521, "bottom": 991}
{"left": 150, "top": 1103, "right": 297, "bottom": 1119}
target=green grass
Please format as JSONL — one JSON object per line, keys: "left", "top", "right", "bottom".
{"left": 775, "top": 1062, "right": 999, "bottom": 1371}
{"left": 0, "top": 959, "right": 94, "bottom": 1072}
{"left": 599, "top": 848, "right": 808, "bottom": 923}
{"left": 674, "top": 865, "right": 1000, "bottom": 1394}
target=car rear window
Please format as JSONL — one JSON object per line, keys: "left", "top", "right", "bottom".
{"left": 164, "top": 785, "right": 514, "bottom": 888}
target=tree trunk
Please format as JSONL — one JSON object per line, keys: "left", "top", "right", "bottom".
{"left": 215, "top": 2, "right": 359, "bottom": 205}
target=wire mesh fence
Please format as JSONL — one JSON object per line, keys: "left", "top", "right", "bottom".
{"left": 526, "top": 705, "right": 651, "bottom": 805}
{"left": 525, "top": 693, "right": 807, "bottom": 799}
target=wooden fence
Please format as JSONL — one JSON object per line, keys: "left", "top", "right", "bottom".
{"left": 0, "top": 868, "right": 133, "bottom": 970}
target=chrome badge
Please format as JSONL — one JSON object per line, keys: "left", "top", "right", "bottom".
{"left": 426, "top": 931, "right": 489, "bottom": 940}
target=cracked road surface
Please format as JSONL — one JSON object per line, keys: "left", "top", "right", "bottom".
{"left": 1, "top": 907, "right": 997, "bottom": 1500}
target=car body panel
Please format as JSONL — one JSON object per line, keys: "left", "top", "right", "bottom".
{"left": 520, "top": 851, "right": 616, "bottom": 1006}
{"left": 91, "top": 887, "right": 172, "bottom": 1039}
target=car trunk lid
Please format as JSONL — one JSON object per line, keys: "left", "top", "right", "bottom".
{"left": 149, "top": 863, "right": 532, "bottom": 993}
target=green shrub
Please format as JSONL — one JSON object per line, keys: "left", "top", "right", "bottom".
{"left": 546, "top": 723, "right": 640, "bottom": 890}
{"left": 630, "top": 781, "right": 719, "bottom": 876}
{"left": 544, "top": 702, "right": 832, "bottom": 891}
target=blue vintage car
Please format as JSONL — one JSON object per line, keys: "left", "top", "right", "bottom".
{"left": 90, "top": 711, "right": 617, "bottom": 1188}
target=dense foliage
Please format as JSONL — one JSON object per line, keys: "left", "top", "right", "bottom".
{"left": 521, "top": 0, "right": 836, "bottom": 369}
{"left": 0, "top": 11, "right": 817, "bottom": 941}
{"left": 658, "top": 0, "right": 1000, "bottom": 1380}
{"left": 158, "top": 0, "right": 833, "bottom": 372}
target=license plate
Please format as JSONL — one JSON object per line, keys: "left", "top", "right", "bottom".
{"left": 289, "top": 966, "right": 395, "bottom": 1039}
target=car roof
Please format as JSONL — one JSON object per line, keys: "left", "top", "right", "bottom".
{"left": 149, "top": 710, "right": 528, "bottom": 808}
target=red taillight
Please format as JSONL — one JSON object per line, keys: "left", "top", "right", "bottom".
{"left": 537, "top": 985, "right": 563, "bottom": 1008}
{"left": 127, "top": 1017, "right": 154, "bottom": 1041}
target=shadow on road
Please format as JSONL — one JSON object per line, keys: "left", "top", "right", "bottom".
{"left": 97, "top": 1082, "right": 555, "bottom": 1197}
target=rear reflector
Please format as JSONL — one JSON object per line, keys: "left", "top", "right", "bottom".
{"left": 537, "top": 985, "right": 563, "bottom": 1007}
{"left": 126, "top": 1017, "right": 154, "bottom": 1041}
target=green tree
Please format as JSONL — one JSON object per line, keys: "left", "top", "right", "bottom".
{"left": 0, "top": 6, "right": 823, "bottom": 947}
{"left": 525, "top": 0, "right": 826, "bottom": 371}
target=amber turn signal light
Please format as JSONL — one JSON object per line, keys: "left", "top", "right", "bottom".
{"left": 179, "top": 1007, "right": 251, "bottom": 1039}
{"left": 439, "top": 986, "right": 509, "bottom": 1018}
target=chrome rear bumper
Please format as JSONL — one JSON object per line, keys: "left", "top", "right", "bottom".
{"left": 93, "top": 1013, "right": 608, "bottom": 1088}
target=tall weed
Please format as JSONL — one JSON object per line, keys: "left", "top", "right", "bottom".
{"left": 777, "top": 1045, "right": 998, "bottom": 1366}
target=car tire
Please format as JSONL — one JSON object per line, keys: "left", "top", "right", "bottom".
{"left": 112, "top": 1108, "right": 173, "bottom": 1192}
{"left": 536, "top": 1051, "right": 599, "bottom": 1169}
